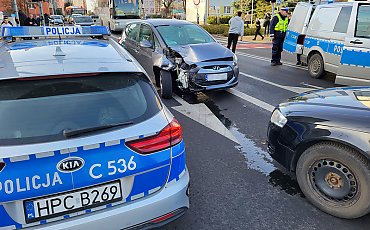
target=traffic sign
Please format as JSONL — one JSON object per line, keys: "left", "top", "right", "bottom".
{"left": 193, "top": 0, "right": 200, "bottom": 6}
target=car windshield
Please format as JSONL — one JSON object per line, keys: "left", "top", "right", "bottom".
{"left": 51, "top": 15, "right": 62, "bottom": 19}
{"left": 156, "top": 24, "right": 215, "bottom": 46}
{"left": 0, "top": 73, "right": 161, "bottom": 145}
{"left": 75, "top": 16, "right": 93, "bottom": 23}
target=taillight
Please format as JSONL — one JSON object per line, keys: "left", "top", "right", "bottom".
{"left": 126, "top": 119, "right": 183, "bottom": 154}
{"left": 118, "top": 36, "right": 121, "bottom": 43}
{"left": 297, "top": 35, "right": 306, "bottom": 45}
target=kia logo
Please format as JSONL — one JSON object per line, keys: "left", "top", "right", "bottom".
{"left": 213, "top": 66, "right": 220, "bottom": 71}
{"left": 57, "top": 157, "right": 84, "bottom": 173}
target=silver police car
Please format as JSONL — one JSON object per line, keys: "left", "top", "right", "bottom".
{"left": 0, "top": 26, "right": 189, "bottom": 229}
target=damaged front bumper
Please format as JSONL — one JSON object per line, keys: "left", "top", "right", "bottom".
{"left": 185, "top": 62, "right": 239, "bottom": 92}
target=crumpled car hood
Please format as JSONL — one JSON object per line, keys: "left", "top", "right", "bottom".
{"left": 170, "top": 42, "right": 234, "bottom": 64}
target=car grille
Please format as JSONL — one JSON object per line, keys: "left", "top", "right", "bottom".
{"left": 194, "top": 65, "right": 234, "bottom": 86}
{"left": 203, "top": 57, "right": 233, "bottom": 62}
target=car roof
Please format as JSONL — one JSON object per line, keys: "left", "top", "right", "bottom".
{"left": 0, "top": 38, "right": 142, "bottom": 80}
{"left": 143, "top": 19, "right": 193, "bottom": 27}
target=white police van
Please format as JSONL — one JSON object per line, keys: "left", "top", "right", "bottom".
{"left": 284, "top": 1, "right": 370, "bottom": 85}
{"left": 0, "top": 26, "right": 189, "bottom": 229}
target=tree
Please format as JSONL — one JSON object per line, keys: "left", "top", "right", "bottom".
{"left": 232, "top": 0, "right": 300, "bottom": 22}
{"left": 162, "top": 0, "right": 175, "bottom": 18}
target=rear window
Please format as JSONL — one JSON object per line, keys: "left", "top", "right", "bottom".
{"left": 0, "top": 73, "right": 161, "bottom": 145}
{"left": 75, "top": 16, "right": 93, "bottom": 23}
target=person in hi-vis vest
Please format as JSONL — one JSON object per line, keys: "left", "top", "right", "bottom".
{"left": 269, "top": 8, "right": 289, "bottom": 66}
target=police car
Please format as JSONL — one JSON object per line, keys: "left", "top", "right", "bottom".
{"left": 284, "top": 1, "right": 370, "bottom": 85}
{"left": 0, "top": 26, "right": 189, "bottom": 229}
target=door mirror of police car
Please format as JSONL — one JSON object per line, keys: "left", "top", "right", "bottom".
{"left": 140, "top": 40, "right": 153, "bottom": 49}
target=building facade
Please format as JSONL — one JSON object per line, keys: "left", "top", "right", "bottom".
{"left": 208, "top": 0, "right": 233, "bottom": 16}
{"left": 143, "top": 0, "right": 161, "bottom": 15}
{"left": 186, "top": 0, "right": 234, "bottom": 24}
{"left": 73, "top": 0, "right": 87, "bottom": 9}
{"left": 0, "top": 0, "right": 51, "bottom": 17}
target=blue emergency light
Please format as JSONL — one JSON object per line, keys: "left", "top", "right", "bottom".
{"left": 2, "top": 26, "right": 111, "bottom": 38}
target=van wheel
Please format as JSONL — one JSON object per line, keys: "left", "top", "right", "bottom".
{"left": 308, "top": 53, "right": 325, "bottom": 79}
{"left": 296, "top": 142, "right": 370, "bottom": 219}
{"left": 160, "top": 70, "right": 173, "bottom": 99}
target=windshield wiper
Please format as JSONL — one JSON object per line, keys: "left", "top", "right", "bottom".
{"left": 63, "top": 121, "right": 134, "bottom": 138}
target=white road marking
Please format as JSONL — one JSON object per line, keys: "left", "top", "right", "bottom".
{"left": 172, "top": 95, "right": 239, "bottom": 144}
{"left": 240, "top": 72, "right": 312, "bottom": 94}
{"left": 227, "top": 89, "right": 275, "bottom": 112}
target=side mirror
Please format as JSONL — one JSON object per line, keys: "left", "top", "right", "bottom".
{"left": 140, "top": 40, "right": 153, "bottom": 48}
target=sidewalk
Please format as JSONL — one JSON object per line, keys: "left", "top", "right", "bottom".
{"left": 241, "top": 35, "right": 272, "bottom": 44}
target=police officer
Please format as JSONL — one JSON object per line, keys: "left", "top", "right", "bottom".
{"left": 269, "top": 8, "right": 289, "bottom": 66}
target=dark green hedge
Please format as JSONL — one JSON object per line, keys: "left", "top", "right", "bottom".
{"left": 201, "top": 24, "right": 256, "bottom": 37}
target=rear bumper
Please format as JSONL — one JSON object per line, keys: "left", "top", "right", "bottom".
{"left": 27, "top": 170, "right": 190, "bottom": 230}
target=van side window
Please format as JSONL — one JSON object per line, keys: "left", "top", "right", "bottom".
{"left": 311, "top": 8, "right": 341, "bottom": 32}
{"left": 356, "top": 5, "right": 370, "bottom": 39}
{"left": 333, "top": 7, "right": 352, "bottom": 33}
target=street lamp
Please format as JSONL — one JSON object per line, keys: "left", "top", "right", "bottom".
{"left": 216, "top": 5, "right": 220, "bottom": 24}
{"left": 12, "top": 0, "right": 20, "bottom": 26}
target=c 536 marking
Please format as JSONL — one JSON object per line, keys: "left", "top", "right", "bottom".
{"left": 89, "top": 156, "right": 137, "bottom": 179}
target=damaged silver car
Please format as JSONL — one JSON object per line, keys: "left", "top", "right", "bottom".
{"left": 119, "top": 19, "right": 239, "bottom": 98}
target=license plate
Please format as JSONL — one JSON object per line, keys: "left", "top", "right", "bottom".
{"left": 206, "top": 73, "right": 228, "bottom": 81}
{"left": 24, "top": 181, "right": 122, "bottom": 223}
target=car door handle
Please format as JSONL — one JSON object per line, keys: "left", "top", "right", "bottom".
{"left": 350, "top": 40, "right": 363, "bottom": 45}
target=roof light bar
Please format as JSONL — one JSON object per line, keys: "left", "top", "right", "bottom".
{"left": 2, "top": 26, "right": 110, "bottom": 38}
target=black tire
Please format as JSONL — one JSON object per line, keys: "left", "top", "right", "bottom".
{"left": 296, "top": 142, "right": 370, "bottom": 219}
{"left": 308, "top": 53, "right": 325, "bottom": 79}
{"left": 159, "top": 70, "right": 173, "bottom": 99}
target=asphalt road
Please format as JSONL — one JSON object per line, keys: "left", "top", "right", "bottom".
{"left": 112, "top": 33, "right": 370, "bottom": 229}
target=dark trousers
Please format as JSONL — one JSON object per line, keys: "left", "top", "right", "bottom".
{"left": 264, "top": 24, "right": 270, "bottom": 35}
{"left": 227, "top": 33, "right": 239, "bottom": 53}
{"left": 271, "top": 32, "right": 286, "bottom": 63}
{"left": 254, "top": 28, "right": 264, "bottom": 39}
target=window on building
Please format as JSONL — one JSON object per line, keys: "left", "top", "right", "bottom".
{"left": 224, "top": 6, "right": 231, "bottom": 14}
{"left": 29, "top": 3, "right": 36, "bottom": 9}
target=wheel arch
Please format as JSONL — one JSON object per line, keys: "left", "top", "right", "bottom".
{"left": 307, "top": 49, "right": 326, "bottom": 70}
{"left": 291, "top": 137, "right": 370, "bottom": 172}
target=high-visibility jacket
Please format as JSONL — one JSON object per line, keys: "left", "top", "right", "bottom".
{"left": 274, "top": 14, "right": 288, "bottom": 32}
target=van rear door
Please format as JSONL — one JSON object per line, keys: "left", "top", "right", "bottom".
{"left": 336, "top": 3, "right": 370, "bottom": 85}
{"left": 283, "top": 2, "right": 314, "bottom": 54}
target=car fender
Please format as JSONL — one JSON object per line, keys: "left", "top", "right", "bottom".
{"left": 292, "top": 124, "right": 370, "bottom": 170}
{"left": 153, "top": 53, "right": 175, "bottom": 71}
